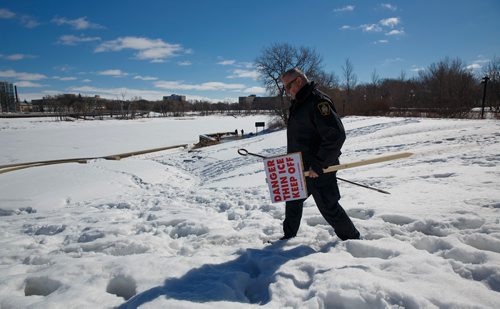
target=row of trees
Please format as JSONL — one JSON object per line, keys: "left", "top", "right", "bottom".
{"left": 255, "top": 43, "right": 499, "bottom": 122}
{"left": 32, "top": 43, "right": 499, "bottom": 122}
{"left": 34, "top": 94, "right": 279, "bottom": 120}
{"left": 334, "top": 57, "right": 498, "bottom": 118}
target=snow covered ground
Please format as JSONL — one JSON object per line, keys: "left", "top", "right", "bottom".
{"left": 0, "top": 115, "right": 499, "bottom": 308}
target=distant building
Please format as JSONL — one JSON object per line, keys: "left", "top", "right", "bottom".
{"left": 0, "top": 81, "right": 19, "bottom": 112}
{"left": 239, "top": 95, "right": 257, "bottom": 105}
{"left": 19, "top": 102, "right": 32, "bottom": 112}
{"left": 31, "top": 99, "right": 45, "bottom": 112}
{"left": 163, "top": 94, "right": 186, "bottom": 102}
{"left": 238, "top": 95, "right": 284, "bottom": 109}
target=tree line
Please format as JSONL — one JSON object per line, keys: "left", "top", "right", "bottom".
{"left": 331, "top": 56, "right": 499, "bottom": 118}
{"left": 33, "top": 94, "right": 277, "bottom": 120}
{"left": 256, "top": 43, "right": 499, "bottom": 123}
{"left": 32, "top": 43, "right": 499, "bottom": 121}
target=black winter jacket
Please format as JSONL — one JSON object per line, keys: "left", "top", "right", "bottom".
{"left": 287, "top": 81, "right": 346, "bottom": 174}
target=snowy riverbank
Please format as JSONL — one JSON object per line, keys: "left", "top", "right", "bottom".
{"left": 1, "top": 116, "right": 499, "bottom": 308}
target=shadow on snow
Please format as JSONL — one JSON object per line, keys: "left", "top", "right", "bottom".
{"left": 117, "top": 241, "right": 336, "bottom": 308}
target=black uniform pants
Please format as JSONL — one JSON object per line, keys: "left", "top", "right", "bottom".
{"left": 283, "top": 172, "right": 360, "bottom": 240}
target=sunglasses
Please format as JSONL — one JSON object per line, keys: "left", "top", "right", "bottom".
{"left": 284, "top": 77, "right": 299, "bottom": 91}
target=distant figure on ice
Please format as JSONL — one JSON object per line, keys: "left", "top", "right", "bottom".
{"left": 279, "top": 67, "right": 360, "bottom": 241}
{"left": 241, "top": 129, "right": 244, "bottom": 136}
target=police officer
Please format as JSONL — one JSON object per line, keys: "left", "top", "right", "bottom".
{"left": 280, "top": 67, "right": 360, "bottom": 241}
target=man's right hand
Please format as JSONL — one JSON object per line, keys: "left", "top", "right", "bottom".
{"left": 308, "top": 167, "right": 319, "bottom": 178}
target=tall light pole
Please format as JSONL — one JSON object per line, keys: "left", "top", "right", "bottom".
{"left": 481, "top": 76, "right": 490, "bottom": 119}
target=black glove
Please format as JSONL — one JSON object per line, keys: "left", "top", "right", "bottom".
{"left": 309, "top": 160, "right": 324, "bottom": 176}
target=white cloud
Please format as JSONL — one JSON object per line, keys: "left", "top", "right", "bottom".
{"left": 96, "top": 37, "right": 174, "bottom": 52}
{"left": 240, "top": 62, "right": 255, "bottom": 69}
{"left": 374, "top": 39, "right": 389, "bottom": 44}
{"left": 217, "top": 60, "right": 236, "bottom": 66}
{"left": 177, "top": 61, "right": 192, "bottom": 66}
{"left": 20, "top": 15, "right": 39, "bottom": 28}
{"left": 19, "top": 84, "right": 250, "bottom": 103}
{"left": 466, "top": 64, "right": 481, "bottom": 71}
{"left": 379, "top": 17, "right": 400, "bottom": 28}
{"left": 382, "top": 58, "right": 404, "bottom": 66}
{"left": 95, "top": 36, "right": 186, "bottom": 62}
{"left": 183, "top": 95, "right": 234, "bottom": 103}
{"left": 381, "top": 3, "right": 397, "bottom": 11}
{"left": 15, "top": 81, "right": 45, "bottom": 88}
{"left": 227, "top": 69, "right": 259, "bottom": 80}
{"left": 57, "top": 35, "right": 101, "bottom": 46}
{"left": 217, "top": 59, "right": 256, "bottom": 71}
{"left": 243, "top": 86, "right": 266, "bottom": 94}
{"left": 19, "top": 90, "right": 64, "bottom": 102}
{"left": 53, "top": 65, "right": 74, "bottom": 72}
{"left": 475, "top": 58, "right": 490, "bottom": 65}
{"left": 53, "top": 76, "right": 77, "bottom": 81}
{"left": 51, "top": 16, "right": 103, "bottom": 30}
{"left": 0, "top": 69, "right": 47, "bottom": 81}
{"left": 98, "top": 69, "right": 128, "bottom": 77}
{"left": 154, "top": 80, "right": 245, "bottom": 91}
{"left": 82, "top": 79, "right": 92, "bottom": 83}
{"left": 68, "top": 86, "right": 164, "bottom": 101}
{"left": 0, "top": 9, "right": 38, "bottom": 27}
{"left": 0, "top": 8, "right": 15, "bottom": 19}
{"left": 411, "top": 65, "right": 425, "bottom": 72}
{"left": 65, "top": 86, "right": 230, "bottom": 103}
{"left": 385, "top": 29, "right": 405, "bottom": 36}
{"left": 136, "top": 47, "right": 180, "bottom": 61}
{"left": 134, "top": 75, "right": 158, "bottom": 81}
{"left": 1, "top": 53, "right": 36, "bottom": 61}
{"left": 334, "top": 5, "right": 355, "bottom": 12}
{"left": 344, "top": 16, "right": 405, "bottom": 37}
{"left": 360, "top": 24, "right": 383, "bottom": 32}
{"left": 466, "top": 58, "right": 489, "bottom": 72}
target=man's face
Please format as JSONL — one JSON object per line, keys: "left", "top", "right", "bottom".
{"left": 282, "top": 74, "right": 302, "bottom": 99}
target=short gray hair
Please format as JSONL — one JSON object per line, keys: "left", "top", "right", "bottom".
{"left": 281, "top": 67, "right": 308, "bottom": 82}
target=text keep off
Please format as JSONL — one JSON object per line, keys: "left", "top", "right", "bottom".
{"left": 263, "top": 153, "right": 308, "bottom": 203}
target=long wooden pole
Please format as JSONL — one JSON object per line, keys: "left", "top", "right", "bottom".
{"left": 0, "top": 144, "right": 188, "bottom": 175}
{"left": 303, "top": 152, "right": 413, "bottom": 177}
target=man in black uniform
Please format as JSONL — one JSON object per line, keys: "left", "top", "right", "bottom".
{"left": 280, "top": 67, "right": 360, "bottom": 241}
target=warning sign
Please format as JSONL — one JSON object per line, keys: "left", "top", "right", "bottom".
{"left": 263, "top": 152, "right": 308, "bottom": 203}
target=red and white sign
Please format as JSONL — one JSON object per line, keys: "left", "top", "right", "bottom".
{"left": 263, "top": 152, "right": 308, "bottom": 203}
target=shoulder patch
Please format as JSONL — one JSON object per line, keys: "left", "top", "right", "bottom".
{"left": 317, "top": 101, "right": 332, "bottom": 116}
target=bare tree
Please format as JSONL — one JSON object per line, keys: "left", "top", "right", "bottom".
{"left": 255, "top": 43, "right": 329, "bottom": 124}
{"left": 315, "top": 71, "right": 340, "bottom": 90}
{"left": 419, "top": 57, "right": 477, "bottom": 116}
{"left": 364, "top": 69, "right": 382, "bottom": 112}
{"left": 371, "top": 69, "right": 381, "bottom": 86}
{"left": 341, "top": 58, "right": 357, "bottom": 95}
{"left": 119, "top": 91, "right": 127, "bottom": 118}
{"left": 482, "top": 56, "right": 500, "bottom": 111}
{"left": 398, "top": 70, "right": 407, "bottom": 81}
{"left": 341, "top": 58, "right": 358, "bottom": 114}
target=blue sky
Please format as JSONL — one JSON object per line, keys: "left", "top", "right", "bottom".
{"left": 1, "top": 0, "right": 499, "bottom": 103}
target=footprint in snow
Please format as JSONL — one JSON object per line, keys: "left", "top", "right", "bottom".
{"left": 380, "top": 214, "right": 416, "bottom": 226}
{"left": 412, "top": 235, "right": 488, "bottom": 265}
{"left": 24, "top": 276, "right": 62, "bottom": 296}
{"left": 347, "top": 208, "right": 375, "bottom": 220}
{"left": 345, "top": 241, "right": 400, "bottom": 259}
